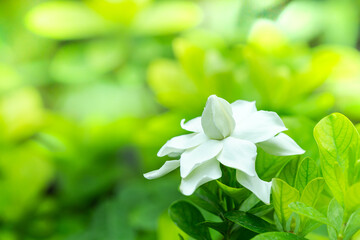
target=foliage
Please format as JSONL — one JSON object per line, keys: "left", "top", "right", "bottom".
{"left": 1, "top": 0, "right": 360, "bottom": 239}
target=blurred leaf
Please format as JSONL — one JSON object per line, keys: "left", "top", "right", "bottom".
{"left": 0, "top": 87, "right": 44, "bottom": 142}
{"left": 225, "top": 210, "right": 276, "bottom": 233}
{"left": 85, "top": 0, "right": 150, "bottom": 25}
{"left": 0, "top": 141, "right": 54, "bottom": 222}
{"left": 147, "top": 59, "right": 202, "bottom": 111}
{"left": 57, "top": 83, "right": 156, "bottom": 121}
{"left": 25, "top": 1, "right": 114, "bottom": 40}
{"left": 169, "top": 200, "right": 211, "bottom": 240}
{"left": 158, "top": 212, "right": 188, "bottom": 240}
{"left": 133, "top": 2, "right": 202, "bottom": 35}
{"left": 173, "top": 38, "right": 205, "bottom": 83}
{"left": 50, "top": 40, "right": 124, "bottom": 84}
{"left": 276, "top": 1, "right": 323, "bottom": 42}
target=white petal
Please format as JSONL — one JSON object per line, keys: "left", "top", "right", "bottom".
{"left": 233, "top": 110, "right": 287, "bottom": 143}
{"left": 217, "top": 137, "right": 257, "bottom": 176}
{"left": 158, "top": 133, "right": 208, "bottom": 157}
{"left": 180, "top": 140, "right": 223, "bottom": 178}
{"left": 181, "top": 117, "right": 202, "bottom": 132}
{"left": 201, "top": 95, "right": 235, "bottom": 140}
{"left": 257, "top": 133, "right": 305, "bottom": 156}
{"left": 231, "top": 100, "right": 257, "bottom": 124}
{"left": 144, "top": 160, "right": 180, "bottom": 179}
{"left": 236, "top": 171, "right": 272, "bottom": 204}
{"left": 180, "top": 158, "right": 222, "bottom": 196}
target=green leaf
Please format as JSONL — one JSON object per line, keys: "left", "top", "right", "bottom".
{"left": 217, "top": 181, "right": 250, "bottom": 204}
{"left": 343, "top": 208, "right": 360, "bottom": 240}
{"left": 345, "top": 182, "right": 360, "bottom": 213}
{"left": 278, "top": 157, "right": 301, "bottom": 187}
{"left": 248, "top": 205, "right": 274, "bottom": 217}
{"left": 295, "top": 157, "right": 319, "bottom": 193}
{"left": 314, "top": 113, "right": 360, "bottom": 204}
{"left": 272, "top": 178, "right": 300, "bottom": 228}
{"left": 298, "top": 178, "right": 325, "bottom": 235}
{"left": 200, "top": 221, "right": 228, "bottom": 236}
{"left": 25, "top": 1, "right": 114, "bottom": 40}
{"left": 169, "top": 200, "right": 211, "bottom": 240}
{"left": 300, "top": 178, "right": 325, "bottom": 207}
{"left": 288, "top": 202, "right": 330, "bottom": 226}
{"left": 239, "top": 194, "right": 260, "bottom": 212}
{"left": 251, "top": 232, "right": 307, "bottom": 240}
{"left": 225, "top": 211, "right": 276, "bottom": 233}
{"left": 189, "top": 187, "right": 224, "bottom": 216}
{"left": 256, "top": 149, "right": 298, "bottom": 182}
{"left": 327, "top": 198, "right": 344, "bottom": 240}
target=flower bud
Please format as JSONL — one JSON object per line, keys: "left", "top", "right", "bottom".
{"left": 201, "top": 95, "right": 235, "bottom": 140}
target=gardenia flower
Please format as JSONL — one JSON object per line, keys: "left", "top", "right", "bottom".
{"left": 144, "top": 95, "right": 304, "bottom": 204}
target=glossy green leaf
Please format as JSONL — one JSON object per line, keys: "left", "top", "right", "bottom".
{"left": 288, "top": 202, "right": 330, "bottom": 226}
{"left": 272, "top": 178, "right": 300, "bottom": 228}
{"left": 189, "top": 187, "right": 224, "bottom": 216}
{"left": 217, "top": 181, "right": 250, "bottom": 204}
{"left": 251, "top": 232, "right": 307, "bottom": 240}
{"left": 169, "top": 200, "right": 211, "bottom": 240}
{"left": 225, "top": 211, "right": 276, "bottom": 233}
{"left": 239, "top": 194, "right": 260, "bottom": 212}
{"left": 314, "top": 113, "right": 360, "bottom": 204}
{"left": 295, "top": 157, "right": 318, "bottom": 193}
{"left": 200, "top": 221, "right": 227, "bottom": 236}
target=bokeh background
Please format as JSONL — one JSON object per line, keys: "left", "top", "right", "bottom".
{"left": 1, "top": 0, "right": 360, "bottom": 239}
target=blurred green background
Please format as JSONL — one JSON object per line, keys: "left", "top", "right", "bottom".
{"left": 1, "top": 0, "right": 360, "bottom": 239}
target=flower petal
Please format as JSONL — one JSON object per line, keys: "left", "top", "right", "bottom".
{"left": 233, "top": 110, "right": 287, "bottom": 143}
{"left": 257, "top": 133, "right": 305, "bottom": 156}
{"left": 217, "top": 137, "right": 257, "bottom": 176}
{"left": 236, "top": 171, "right": 272, "bottom": 204}
{"left": 143, "top": 160, "right": 180, "bottom": 179}
{"left": 201, "top": 95, "right": 235, "bottom": 140}
{"left": 180, "top": 158, "right": 222, "bottom": 196}
{"left": 181, "top": 117, "right": 202, "bottom": 132}
{"left": 180, "top": 140, "right": 223, "bottom": 178}
{"left": 231, "top": 100, "right": 257, "bottom": 124}
{"left": 158, "top": 132, "right": 208, "bottom": 157}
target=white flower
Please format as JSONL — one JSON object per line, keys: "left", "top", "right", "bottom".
{"left": 144, "top": 95, "right": 304, "bottom": 204}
